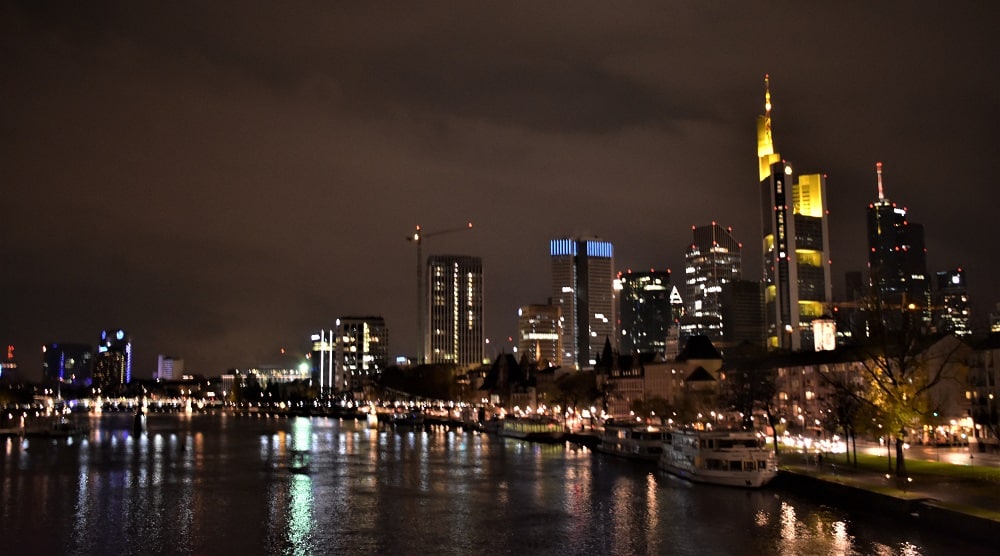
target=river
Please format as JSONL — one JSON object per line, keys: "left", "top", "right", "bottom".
{"left": 0, "top": 412, "right": 991, "bottom": 555}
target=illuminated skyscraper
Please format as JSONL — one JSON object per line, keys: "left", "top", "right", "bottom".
{"left": 618, "top": 269, "right": 672, "bottom": 355}
{"left": 550, "top": 237, "right": 617, "bottom": 369}
{"left": 517, "top": 304, "right": 562, "bottom": 367}
{"left": 757, "top": 75, "right": 832, "bottom": 351}
{"left": 427, "top": 255, "right": 483, "bottom": 367}
{"left": 681, "top": 223, "right": 742, "bottom": 344}
{"left": 934, "top": 269, "right": 970, "bottom": 336}
{"left": 93, "top": 328, "right": 132, "bottom": 389}
{"left": 866, "top": 162, "right": 930, "bottom": 330}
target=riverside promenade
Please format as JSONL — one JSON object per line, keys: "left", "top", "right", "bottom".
{"left": 776, "top": 444, "right": 1000, "bottom": 543}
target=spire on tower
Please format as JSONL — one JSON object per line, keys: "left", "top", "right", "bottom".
{"left": 876, "top": 161, "right": 885, "bottom": 201}
{"left": 756, "top": 73, "right": 781, "bottom": 181}
{"left": 764, "top": 73, "right": 772, "bottom": 116}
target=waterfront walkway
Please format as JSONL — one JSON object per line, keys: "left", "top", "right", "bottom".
{"left": 778, "top": 445, "right": 1000, "bottom": 520}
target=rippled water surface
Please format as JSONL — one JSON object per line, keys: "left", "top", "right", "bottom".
{"left": 0, "top": 413, "right": 990, "bottom": 555}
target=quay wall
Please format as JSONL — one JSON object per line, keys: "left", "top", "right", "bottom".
{"left": 773, "top": 470, "right": 1000, "bottom": 545}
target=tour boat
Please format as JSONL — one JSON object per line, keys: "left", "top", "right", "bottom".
{"left": 499, "top": 417, "right": 565, "bottom": 443}
{"left": 659, "top": 428, "right": 778, "bottom": 488}
{"left": 596, "top": 423, "right": 665, "bottom": 461}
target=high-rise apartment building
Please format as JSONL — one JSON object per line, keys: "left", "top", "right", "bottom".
{"left": 866, "top": 162, "right": 930, "bottom": 331}
{"left": 93, "top": 328, "right": 132, "bottom": 389}
{"left": 618, "top": 269, "right": 672, "bottom": 356}
{"left": 336, "top": 316, "right": 389, "bottom": 391}
{"left": 757, "top": 75, "right": 832, "bottom": 351}
{"left": 516, "top": 304, "right": 562, "bottom": 367}
{"left": 427, "top": 256, "right": 483, "bottom": 367}
{"left": 681, "top": 223, "right": 742, "bottom": 344}
{"left": 550, "top": 237, "right": 617, "bottom": 369}
{"left": 934, "top": 269, "right": 970, "bottom": 336}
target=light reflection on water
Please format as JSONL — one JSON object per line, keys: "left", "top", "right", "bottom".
{"left": 0, "top": 413, "right": 992, "bottom": 555}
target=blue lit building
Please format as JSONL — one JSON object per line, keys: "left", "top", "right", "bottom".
{"left": 550, "top": 237, "right": 617, "bottom": 369}
{"left": 42, "top": 343, "right": 93, "bottom": 386}
{"left": 93, "top": 329, "right": 132, "bottom": 389}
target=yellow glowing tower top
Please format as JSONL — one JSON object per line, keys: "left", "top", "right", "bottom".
{"left": 756, "top": 74, "right": 781, "bottom": 181}
{"left": 757, "top": 74, "right": 832, "bottom": 352}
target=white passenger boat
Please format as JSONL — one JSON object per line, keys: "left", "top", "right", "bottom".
{"left": 596, "top": 423, "right": 665, "bottom": 461}
{"left": 659, "top": 429, "right": 778, "bottom": 488}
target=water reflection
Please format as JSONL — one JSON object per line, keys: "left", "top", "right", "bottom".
{"left": 0, "top": 414, "right": 991, "bottom": 555}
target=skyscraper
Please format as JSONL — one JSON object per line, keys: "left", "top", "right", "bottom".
{"left": 427, "top": 255, "right": 483, "bottom": 367}
{"left": 757, "top": 75, "right": 832, "bottom": 351}
{"left": 516, "top": 304, "right": 562, "bottom": 367}
{"left": 934, "top": 269, "right": 970, "bottom": 336}
{"left": 866, "top": 161, "right": 930, "bottom": 330}
{"left": 618, "top": 269, "right": 672, "bottom": 355}
{"left": 93, "top": 328, "right": 132, "bottom": 389}
{"left": 681, "top": 223, "right": 742, "bottom": 344}
{"left": 550, "top": 237, "right": 617, "bottom": 369}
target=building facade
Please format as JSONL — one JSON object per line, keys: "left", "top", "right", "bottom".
{"left": 681, "top": 223, "right": 742, "bottom": 345}
{"left": 427, "top": 256, "right": 483, "bottom": 367}
{"left": 718, "top": 280, "right": 765, "bottom": 349}
{"left": 42, "top": 343, "right": 93, "bottom": 386}
{"left": 93, "top": 329, "right": 132, "bottom": 389}
{"left": 866, "top": 161, "right": 930, "bottom": 332}
{"left": 935, "top": 268, "right": 970, "bottom": 336}
{"left": 336, "top": 316, "right": 389, "bottom": 392}
{"left": 757, "top": 75, "right": 832, "bottom": 351}
{"left": 155, "top": 355, "right": 184, "bottom": 381}
{"left": 550, "top": 237, "right": 617, "bottom": 369}
{"left": 311, "top": 329, "right": 336, "bottom": 392}
{"left": 516, "top": 304, "right": 562, "bottom": 367}
{"left": 618, "top": 269, "right": 672, "bottom": 356}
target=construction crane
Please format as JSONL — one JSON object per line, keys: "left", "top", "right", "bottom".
{"left": 407, "top": 222, "right": 473, "bottom": 364}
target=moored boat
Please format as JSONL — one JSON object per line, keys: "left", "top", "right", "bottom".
{"left": 391, "top": 410, "right": 425, "bottom": 428}
{"left": 659, "top": 428, "right": 778, "bottom": 488}
{"left": 596, "top": 423, "right": 665, "bottom": 461}
{"left": 499, "top": 417, "right": 564, "bottom": 443}
{"left": 25, "top": 416, "right": 90, "bottom": 438}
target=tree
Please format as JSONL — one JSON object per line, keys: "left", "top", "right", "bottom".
{"left": 629, "top": 396, "right": 674, "bottom": 425}
{"left": 550, "top": 371, "right": 600, "bottom": 413}
{"left": 817, "top": 372, "right": 865, "bottom": 466}
{"left": 719, "top": 364, "right": 781, "bottom": 454}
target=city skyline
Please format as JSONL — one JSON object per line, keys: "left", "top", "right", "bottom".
{"left": 3, "top": 3, "right": 998, "bottom": 378}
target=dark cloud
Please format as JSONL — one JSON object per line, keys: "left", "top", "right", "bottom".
{"left": 2, "top": 1, "right": 998, "bottom": 378}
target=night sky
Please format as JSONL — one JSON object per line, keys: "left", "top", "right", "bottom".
{"left": 3, "top": 2, "right": 998, "bottom": 380}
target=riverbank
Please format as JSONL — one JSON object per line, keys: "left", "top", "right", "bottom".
{"left": 775, "top": 452, "right": 1000, "bottom": 544}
